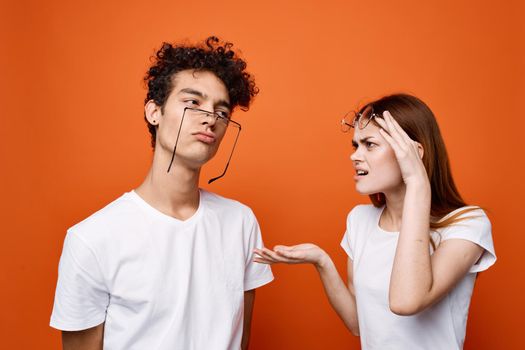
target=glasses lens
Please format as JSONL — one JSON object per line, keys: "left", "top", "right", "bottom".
{"left": 215, "top": 114, "right": 230, "bottom": 128}
{"left": 341, "top": 112, "right": 355, "bottom": 132}
{"left": 356, "top": 108, "right": 377, "bottom": 129}
{"left": 357, "top": 115, "right": 370, "bottom": 129}
{"left": 341, "top": 120, "right": 350, "bottom": 132}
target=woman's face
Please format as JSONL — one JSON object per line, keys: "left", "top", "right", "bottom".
{"left": 350, "top": 119, "right": 404, "bottom": 196}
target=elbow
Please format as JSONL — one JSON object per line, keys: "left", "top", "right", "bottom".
{"left": 344, "top": 321, "right": 360, "bottom": 336}
{"left": 389, "top": 298, "right": 423, "bottom": 316}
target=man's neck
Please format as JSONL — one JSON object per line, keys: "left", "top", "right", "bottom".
{"left": 135, "top": 153, "right": 202, "bottom": 221}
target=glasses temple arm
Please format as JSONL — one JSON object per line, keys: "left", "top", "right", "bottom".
{"left": 167, "top": 108, "right": 188, "bottom": 173}
{"left": 208, "top": 124, "right": 241, "bottom": 184}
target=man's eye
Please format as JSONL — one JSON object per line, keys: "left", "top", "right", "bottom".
{"left": 366, "top": 142, "right": 375, "bottom": 149}
{"left": 216, "top": 110, "right": 230, "bottom": 119}
{"left": 185, "top": 99, "right": 199, "bottom": 105}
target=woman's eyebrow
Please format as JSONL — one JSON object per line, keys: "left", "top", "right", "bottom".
{"left": 353, "top": 136, "right": 374, "bottom": 144}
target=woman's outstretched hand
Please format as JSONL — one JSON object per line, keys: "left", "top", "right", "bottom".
{"left": 253, "top": 244, "right": 328, "bottom": 268}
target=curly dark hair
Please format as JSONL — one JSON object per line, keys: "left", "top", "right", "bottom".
{"left": 143, "top": 36, "right": 259, "bottom": 148}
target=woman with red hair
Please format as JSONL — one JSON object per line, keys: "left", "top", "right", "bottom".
{"left": 255, "top": 94, "right": 495, "bottom": 350}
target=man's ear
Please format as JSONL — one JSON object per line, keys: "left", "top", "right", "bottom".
{"left": 145, "top": 100, "right": 162, "bottom": 126}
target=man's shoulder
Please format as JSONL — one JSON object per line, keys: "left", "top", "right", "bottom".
{"left": 201, "top": 189, "right": 255, "bottom": 218}
{"left": 68, "top": 192, "right": 141, "bottom": 239}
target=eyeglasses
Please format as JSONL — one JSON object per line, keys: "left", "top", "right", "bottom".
{"left": 341, "top": 107, "right": 382, "bottom": 132}
{"left": 167, "top": 107, "right": 242, "bottom": 184}
{"left": 184, "top": 107, "right": 233, "bottom": 129}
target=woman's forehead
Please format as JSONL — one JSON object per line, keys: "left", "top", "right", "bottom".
{"left": 353, "top": 122, "right": 381, "bottom": 140}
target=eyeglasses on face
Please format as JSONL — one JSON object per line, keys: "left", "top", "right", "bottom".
{"left": 166, "top": 107, "right": 242, "bottom": 184}
{"left": 183, "top": 107, "right": 238, "bottom": 129}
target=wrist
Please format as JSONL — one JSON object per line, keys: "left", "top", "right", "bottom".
{"left": 315, "top": 251, "right": 333, "bottom": 270}
{"left": 406, "top": 178, "right": 430, "bottom": 192}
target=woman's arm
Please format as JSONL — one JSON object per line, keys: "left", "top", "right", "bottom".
{"left": 390, "top": 181, "right": 482, "bottom": 315}
{"left": 254, "top": 245, "right": 359, "bottom": 335}
{"left": 377, "top": 112, "right": 484, "bottom": 315}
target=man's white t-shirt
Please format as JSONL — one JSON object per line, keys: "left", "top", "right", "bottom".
{"left": 341, "top": 205, "right": 496, "bottom": 350}
{"left": 50, "top": 190, "right": 273, "bottom": 350}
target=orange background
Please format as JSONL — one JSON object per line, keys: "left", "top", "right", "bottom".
{"left": 1, "top": 0, "right": 524, "bottom": 348}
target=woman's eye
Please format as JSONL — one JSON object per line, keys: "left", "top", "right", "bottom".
{"left": 366, "top": 142, "right": 375, "bottom": 149}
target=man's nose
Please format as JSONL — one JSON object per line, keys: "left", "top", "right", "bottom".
{"left": 201, "top": 111, "right": 218, "bottom": 127}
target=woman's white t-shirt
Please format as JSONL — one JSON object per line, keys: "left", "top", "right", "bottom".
{"left": 340, "top": 205, "right": 496, "bottom": 350}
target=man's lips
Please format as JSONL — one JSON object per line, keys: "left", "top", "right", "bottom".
{"left": 193, "top": 132, "right": 216, "bottom": 144}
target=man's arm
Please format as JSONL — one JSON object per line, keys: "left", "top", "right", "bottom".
{"left": 62, "top": 323, "right": 104, "bottom": 350}
{"left": 241, "top": 289, "right": 256, "bottom": 350}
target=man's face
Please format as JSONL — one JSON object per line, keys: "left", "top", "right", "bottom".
{"left": 149, "top": 69, "right": 231, "bottom": 169}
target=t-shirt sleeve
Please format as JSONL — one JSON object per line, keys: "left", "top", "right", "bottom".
{"left": 440, "top": 209, "right": 496, "bottom": 273}
{"left": 243, "top": 213, "right": 274, "bottom": 291}
{"left": 340, "top": 209, "right": 356, "bottom": 260}
{"left": 50, "top": 230, "right": 109, "bottom": 331}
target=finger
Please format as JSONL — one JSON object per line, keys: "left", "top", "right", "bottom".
{"left": 374, "top": 117, "right": 394, "bottom": 140}
{"left": 384, "top": 111, "right": 413, "bottom": 145}
{"left": 379, "top": 127, "right": 404, "bottom": 156}
{"left": 254, "top": 248, "right": 278, "bottom": 262}
{"left": 261, "top": 247, "right": 291, "bottom": 263}
{"left": 253, "top": 256, "right": 274, "bottom": 265}
{"left": 253, "top": 248, "right": 265, "bottom": 257}
{"left": 375, "top": 116, "right": 403, "bottom": 151}
{"left": 255, "top": 250, "right": 298, "bottom": 264}
{"left": 382, "top": 111, "right": 408, "bottom": 146}
{"left": 275, "top": 249, "right": 304, "bottom": 260}
{"left": 274, "top": 245, "right": 293, "bottom": 251}
{"left": 383, "top": 112, "right": 420, "bottom": 160}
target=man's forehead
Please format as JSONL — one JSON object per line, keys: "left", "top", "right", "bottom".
{"left": 172, "top": 70, "right": 229, "bottom": 102}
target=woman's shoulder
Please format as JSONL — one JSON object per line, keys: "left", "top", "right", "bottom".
{"left": 439, "top": 206, "right": 491, "bottom": 228}
{"left": 348, "top": 203, "right": 383, "bottom": 218}
{"left": 438, "top": 206, "right": 496, "bottom": 272}
{"left": 346, "top": 204, "right": 384, "bottom": 227}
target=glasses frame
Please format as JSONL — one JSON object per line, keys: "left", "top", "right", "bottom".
{"left": 166, "top": 107, "right": 242, "bottom": 184}
{"left": 341, "top": 107, "right": 382, "bottom": 132}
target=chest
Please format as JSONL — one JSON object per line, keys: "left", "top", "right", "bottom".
{"left": 102, "top": 219, "right": 247, "bottom": 302}
{"left": 353, "top": 230, "right": 398, "bottom": 299}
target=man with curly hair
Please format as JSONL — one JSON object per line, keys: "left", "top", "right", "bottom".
{"left": 50, "top": 37, "right": 273, "bottom": 350}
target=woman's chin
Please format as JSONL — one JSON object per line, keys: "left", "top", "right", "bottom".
{"left": 355, "top": 187, "right": 374, "bottom": 196}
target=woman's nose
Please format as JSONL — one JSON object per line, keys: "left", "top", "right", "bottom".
{"left": 350, "top": 148, "right": 360, "bottom": 161}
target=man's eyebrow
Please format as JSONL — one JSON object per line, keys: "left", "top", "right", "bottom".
{"left": 178, "top": 88, "right": 205, "bottom": 98}
{"left": 215, "top": 100, "right": 231, "bottom": 110}
{"left": 178, "top": 88, "right": 231, "bottom": 110}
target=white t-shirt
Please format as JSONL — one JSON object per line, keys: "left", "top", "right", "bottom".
{"left": 340, "top": 205, "right": 496, "bottom": 350}
{"left": 50, "top": 190, "right": 273, "bottom": 350}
